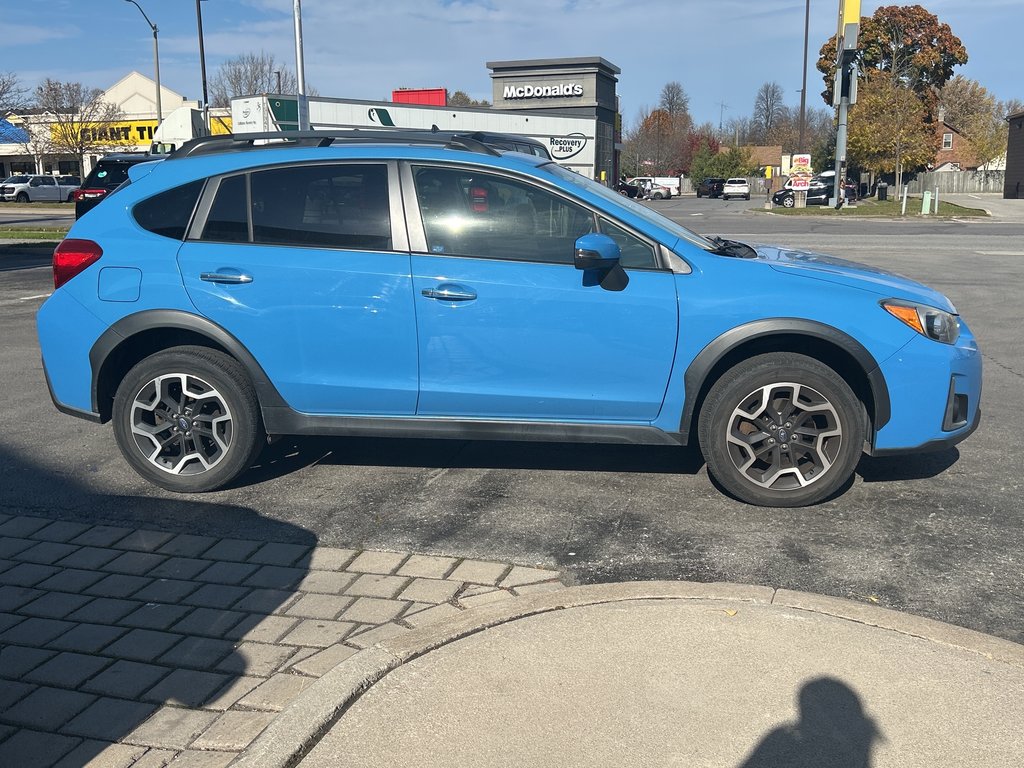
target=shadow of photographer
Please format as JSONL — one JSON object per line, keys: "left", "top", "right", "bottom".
{"left": 738, "top": 677, "right": 883, "bottom": 768}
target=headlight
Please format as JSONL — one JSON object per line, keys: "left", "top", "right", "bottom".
{"left": 881, "top": 300, "right": 960, "bottom": 344}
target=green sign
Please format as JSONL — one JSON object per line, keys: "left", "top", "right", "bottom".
{"left": 269, "top": 98, "right": 299, "bottom": 131}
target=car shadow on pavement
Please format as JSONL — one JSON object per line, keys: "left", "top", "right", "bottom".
{"left": 0, "top": 444, "right": 318, "bottom": 767}
{"left": 241, "top": 435, "right": 707, "bottom": 488}
{"left": 856, "top": 448, "right": 960, "bottom": 483}
{"left": 737, "top": 677, "right": 883, "bottom": 768}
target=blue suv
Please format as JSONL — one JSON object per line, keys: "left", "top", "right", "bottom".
{"left": 37, "top": 130, "right": 981, "bottom": 506}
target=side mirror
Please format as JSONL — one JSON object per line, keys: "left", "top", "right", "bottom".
{"left": 574, "top": 233, "right": 621, "bottom": 271}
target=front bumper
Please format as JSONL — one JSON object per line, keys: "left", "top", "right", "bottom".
{"left": 870, "top": 321, "right": 982, "bottom": 454}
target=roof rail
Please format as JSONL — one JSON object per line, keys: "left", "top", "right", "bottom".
{"left": 169, "top": 129, "right": 502, "bottom": 160}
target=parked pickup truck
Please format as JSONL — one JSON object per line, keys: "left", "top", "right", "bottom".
{"left": 0, "top": 174, "right": 80, "bottom": 203}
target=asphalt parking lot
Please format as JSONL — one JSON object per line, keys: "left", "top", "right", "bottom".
{"left": 2, "top": 197, "right": 1021, "bottom": 644}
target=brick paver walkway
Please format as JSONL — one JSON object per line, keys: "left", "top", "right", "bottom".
{"left": 0, "top": 513, "right": 564, "bottom": 766}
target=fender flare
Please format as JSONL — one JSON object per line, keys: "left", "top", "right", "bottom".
{"left": 679, "top": 318, "right": 891, "bottom": 439}
{"left": 89, "top": 309, "right": 288, "bottom": 416}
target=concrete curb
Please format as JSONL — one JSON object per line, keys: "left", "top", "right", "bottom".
{"left": 231, "top": 581, "right": 1024, "bottom": 768}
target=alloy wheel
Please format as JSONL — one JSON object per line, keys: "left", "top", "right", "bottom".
{"left": 129, "top": 372, "right": 233, "bottom": 475}
{"left": 724, "top": 381, "right": 842, "bottom": 491}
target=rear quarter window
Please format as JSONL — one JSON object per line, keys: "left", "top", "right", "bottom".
{"left": 133, "top": 180, "right": 204, "bottom": 240}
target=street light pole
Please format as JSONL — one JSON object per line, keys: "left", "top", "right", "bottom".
{"left": 195, "top": 0, "right": 210, "bottom": 134}
{"left": 124, "top": 0, "right": 162, "bottom": 126}
{"left": 294, "top": 0, "right": 309, "bottom": 130}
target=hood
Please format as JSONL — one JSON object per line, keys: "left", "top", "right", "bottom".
{"left": 755, "top": 244, "right": 957, "bottom": 313}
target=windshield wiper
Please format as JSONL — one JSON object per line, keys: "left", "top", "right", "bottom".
{"left": 708, "top": 236, "right": 757, "bottom": 259}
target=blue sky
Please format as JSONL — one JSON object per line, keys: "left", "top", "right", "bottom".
{"left": 4, "top": 0, "right": 1022, "bottom": 126}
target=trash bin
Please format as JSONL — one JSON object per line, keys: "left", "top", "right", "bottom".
{"left": 877, "top": 182, "right": 888, "bottom": 201}
{"left": 860, "top": 182, "right": 869, "bottom": 199}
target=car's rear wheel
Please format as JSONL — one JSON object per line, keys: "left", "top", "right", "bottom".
{"left": 112, "top": 346, "right": 264, "bottom": 492}
{"left": 698, "top": 353, "right": 865, "bottom": 507}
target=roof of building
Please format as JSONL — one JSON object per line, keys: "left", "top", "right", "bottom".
{"left": 0, "top": 119, "right": 29, "bottom": 143}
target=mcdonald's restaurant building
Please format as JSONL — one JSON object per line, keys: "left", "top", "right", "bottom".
{"left": 235, "top": 57, "right": 622, "bottom": 183}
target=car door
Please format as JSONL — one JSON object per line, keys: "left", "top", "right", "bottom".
{"left": 405, "top": 163, "right": 678, "bottom": 422}
{"left": 33, "top": 176, "right": 58, "bottom": 201}
{"left": 177, "top": 161, "right": 419, "bottom": 415}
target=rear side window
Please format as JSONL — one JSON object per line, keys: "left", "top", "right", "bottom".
{"left": 133, "top": 180, "right": 204, "bottom": 240}
{"left": 250, "top": 163, "right": 392, "bottom": 250}
{"left": 203, "top": 175, "right": 249, "bottom": 243}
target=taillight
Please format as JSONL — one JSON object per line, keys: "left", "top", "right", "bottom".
{"left": 53, "top": 239, "right": 102, "bottom": 289}
{"left": 73, "top": 188, "right": 107, "bottom": 201}
{"left": 469, "top": 185, "right": 489, "bottom": 212}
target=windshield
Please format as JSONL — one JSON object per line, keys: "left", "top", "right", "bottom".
{"left": 542, "top": 164, "right": 715, "bottom": 250}
{"left": 3, "top": 176, "right": 30, "bottom": 184}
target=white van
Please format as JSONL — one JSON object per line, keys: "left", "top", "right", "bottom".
{"left": 627, "top": 176, "right": 681, "bottom": 198}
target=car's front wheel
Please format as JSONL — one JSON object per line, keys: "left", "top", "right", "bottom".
{"left": 782, "top": 195, "right": 796, "bottom": 208}
{"left": 112, "top": 346, "right": 264, "bottom": 492}
{"left": 15, "top": 192, "right": 28, "bottom": 203}
{"left": 698, "top": 353, "right": 865, "bottom": 507}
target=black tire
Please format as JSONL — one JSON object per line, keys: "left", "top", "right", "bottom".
{"left": 112, "top": 346, "right": 264, "bottom": 492}
{"left": 696, "top": 190, "right": 703, "bottom": 198}
{"left": 698, "top": 353, "right": 865, "bottom": 507}
{"left": 782, "top": 195, "right": 795, "bottom": 208}
{"left": 745, "top": 194, "right": 751, "bottom": 201}
{"left": 15, "top": 192, "right": 28, "bottom": 203}
{"left": 66, "top": 191, "right": 74, "bottom": 202}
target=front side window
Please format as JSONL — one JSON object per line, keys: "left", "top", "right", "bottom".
{"left": 413, "top": 166, "right": 594, "bottom": 264}
{"left": 250, "top": 164, "right": 391, "bottom": 250}
{"left": 598, "top": 218, "right": 658, "bottom": 269}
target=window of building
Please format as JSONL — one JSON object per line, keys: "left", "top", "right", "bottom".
{"left": 413, "top": 166, "right": 595, "bottom": 264}
{"left": 250, "top": 164, "right": 391, "bottom": 250}
{"left": 942, "top": 133, "right": 953, "bottom": 150}
{"left": 134, "top": 180, "right": 204, "bottom": 240}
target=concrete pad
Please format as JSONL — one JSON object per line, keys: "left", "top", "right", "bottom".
{"left": 298, "top": 599, "right": 1024, "bottom": 768}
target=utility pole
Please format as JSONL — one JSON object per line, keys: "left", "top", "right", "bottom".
{"left": 195, "top": 0, "right": 210, "bottom": 134}
{"left": 718, "top": 101, "right": 728, "bottom": 134}
{"left": 798, "top": 0, "right": 810, "bottom": 153}
{"left": 832, "top": 0, "right": 860, "bottom": 208}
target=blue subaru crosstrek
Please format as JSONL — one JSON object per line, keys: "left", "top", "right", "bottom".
{"left": 37, "top": 130, "right": 981, "bottom": 506}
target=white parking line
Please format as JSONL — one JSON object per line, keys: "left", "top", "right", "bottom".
{"left": 19, "top": 293, "right": 51, "bottom": 301}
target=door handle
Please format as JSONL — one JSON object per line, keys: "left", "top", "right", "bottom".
{"left": 200, "top": 272, "right": 253, "bottom": 284}
{"left": 421, "top": 285, "right": 477, "bottom": 301}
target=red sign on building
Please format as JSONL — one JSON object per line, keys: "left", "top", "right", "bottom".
{"left": 391, "top": 88, "right": 448, "bottom": 107}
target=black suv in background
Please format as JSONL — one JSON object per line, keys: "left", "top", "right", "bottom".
{"left": 73, "top": 153, "right": 154, "bottom": 218}
{"left": 696, "top": 177, "right": 726, "bottom": 198}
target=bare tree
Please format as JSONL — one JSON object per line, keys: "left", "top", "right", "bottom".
{"left": 209, "top": 51, "right": 316, "bottom": 107}
{"left": 0, "top": 71, "right": 28, "bottom": 113}
{"left": 659, "top": 82, "right": 690, "bottom": 118}
{"left": 752, "top": 82, "right": 786, "bottom": 144}
{"left": 33, "top": 79, "right": 124, "bottom": 171}
{"left": 19, "top": 121, "right": 55, "bottom": 174}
